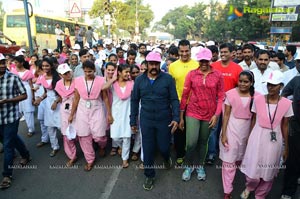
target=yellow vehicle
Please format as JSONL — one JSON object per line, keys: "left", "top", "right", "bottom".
{"left": 3, "top": 11, "right": 88, "bottom": 50}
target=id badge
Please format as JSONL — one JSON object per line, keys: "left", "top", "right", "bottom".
{"left": 86, "top": 100, "right": 91, "bottom": 109}
{"left": 270, "top": 131, "right": 277, "bottom": 142}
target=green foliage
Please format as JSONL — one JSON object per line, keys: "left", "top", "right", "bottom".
{"left": 89, "top": 0, "right": 154, "bottom": 38}
{"left": 157, "top": 0, "right": 299, "bottom": 42}
{"left": 0, "top": 1, "right": 5, "bottom": 31}
{"left": 155, "top": 4, "right": 208, "bottom": 39}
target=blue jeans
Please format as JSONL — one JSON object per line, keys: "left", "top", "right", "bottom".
{"left": 207, "top": 114, "right": 222, "bottom": 158}
{"left": 140, "top": 118, "right": 171, "bottom": 178}
{"left": 0, "top": 120, "right": 30, "bottom": 177}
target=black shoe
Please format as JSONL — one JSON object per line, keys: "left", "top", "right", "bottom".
{"left": 164, "top": 157, "right": 173, "bottom": 169}
{"left": 205, "top": 154, "right": 215, "bottom": 165}
{"left": 143, "top": 177, "right": 154, "bottom": 191}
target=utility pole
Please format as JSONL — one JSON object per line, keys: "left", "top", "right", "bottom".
{"left": 22, "top": 0, "right": 34, "bottom": 55}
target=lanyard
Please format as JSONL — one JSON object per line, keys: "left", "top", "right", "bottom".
{"left": 85, "top": 78, "right": 95, "bottom": 98}
{"left": 267, "top": 95, "right": 280, "bottom": 131}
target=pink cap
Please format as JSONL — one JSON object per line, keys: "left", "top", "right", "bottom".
{"left": 146, "top": 52, "right": 161, "bottom": 62}
{"left": 196, "top": 48, "right": 212, "bottom": 61}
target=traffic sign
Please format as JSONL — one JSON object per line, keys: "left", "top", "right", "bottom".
{"left": 69, "top": 0, "right": 82, "bottom": 18}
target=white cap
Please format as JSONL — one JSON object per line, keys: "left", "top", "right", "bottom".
{"left": 0, "top": 53, "right": 6, "bottom": 60}
{"left": 152, "top": 47, "right": 162, "bottom": 54}
{"left": 206, "top": 40, "right": 215, "bottom": 46}
{"left": 104, "top": 39, "right": 112, "bottom": 45}
{"left": 15, "top": 50, "right": 24, "bottom": 56}
{"left": 88, "top": 49, "right": 94, "bottom": 56}
{"left": 48, "top": 49, "right": 53, "bottom": 54}
{"left": 266, "top": 70, "right": 284, "bottom": 85}
{"left": 57, "top": 63, "right": 72, "bottom": 75}
{"left": 73, "top": 44, "right": 81, "bottom": 50}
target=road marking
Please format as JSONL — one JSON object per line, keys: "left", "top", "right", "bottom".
{"left": 99, "top": 169, "right": 122, "bottom": 199}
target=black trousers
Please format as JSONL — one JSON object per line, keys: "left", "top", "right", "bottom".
{"left": 281, "top": 118, "right": 300, "bottom": 197}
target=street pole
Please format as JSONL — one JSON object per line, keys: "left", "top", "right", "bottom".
{"left": 23, "top": 0, "right": 34, "bottom": 55}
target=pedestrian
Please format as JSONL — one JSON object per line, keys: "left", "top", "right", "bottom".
{"left": 240, "top": 70, "right": 293, "bottom": 199}
{"left": 68, "top": 60, "right": 113, "bottom": 171}
{"left": 179, "top": 48, "right": 224, "bottom": 181}
{"left": 168, "top": 39, "right": 198, "bottom": 165}
{"left": 0, "top": 53, "right": 31, "bottom": 189}
{"left": 55, "top": 63, "right": 77, "bottom": 167}
{"left": 34, "top": 58, "right": 61, "bottom": 157}
{"left": 110, "top": 64, "right": 134, "bottom": 168}
{"left": 207, "top": 43, "right": 243, "bottom": 165}
{"left": 129, "top": 65, "right": 142, "bottom": 161}
{"left": 74, "top": 24, "right": 84, "bottom": 49}
{"left": 130, "top": 51, "right": 179, "bottom": 190}
{"left": 55, "top": 23, "right": 65, "bottom": 53}
{"left": 280, "top": 55, "right": 300, "bottom": 199}
{"left": 10, "top": 55, "right": 35, "bottom": 137}
{"left": 85, "top": 26, "right": 96, "bottom": 51}
{"left": 74, "top": 49, "right": 103, "bottom": 77}
{"left": 251, "top": 50, "right": 273, "bottom": 95}
{"left": 220, "top": 70, "right": 258, "bottom": 199}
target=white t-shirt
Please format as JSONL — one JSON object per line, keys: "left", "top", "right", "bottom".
{"left": 55, "top": 28, "right": 64, "bottom": 41}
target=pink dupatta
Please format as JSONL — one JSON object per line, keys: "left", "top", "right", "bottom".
{"left": 113, "top": 80, "right": 134, "bottom": 100}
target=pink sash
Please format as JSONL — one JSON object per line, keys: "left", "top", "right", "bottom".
{"left": 226, "top": 88, "right": 260, "bottom": 119}
{"left": 74, "top": 76, "right": 105, "bottom": 100}
{"left": 55, "top": 79, "right": 75, "bottom": 98}
{"left": 37, "top": 74, "right": 52, "bottom": 89}
{"left": 11, "top": 68, "right": 34, "bottom": 81}
{"left": 255, "top": 95, "right": 292, "bottom": 129}
{"left": 113, "top": 80, "right": 134, "bottom": 100}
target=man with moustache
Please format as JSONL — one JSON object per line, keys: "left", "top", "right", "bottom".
{"left": 0, "top": 53, "right": 31, "bottom": 189}
{"left": 239, "top": 44, "right": 256, "bottom": 70}
{"left": 130, "top": 51, "right": 179, "bottom": 191}
{"left": 251, "top": 50, "right": 273, "bottom": 94}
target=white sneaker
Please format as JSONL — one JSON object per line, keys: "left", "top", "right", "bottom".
{"left": 20, "top": 116, "right": 25, "bottom": 121}
{"left": 280, "top": 195, "right": 291, "bottom": 199}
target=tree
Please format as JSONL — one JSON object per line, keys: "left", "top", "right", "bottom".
{"left": 89, "top": 0, "right": 154, "bottom": 39}
{"left": 0, "top": 1, "right": 5, "bottom": 32}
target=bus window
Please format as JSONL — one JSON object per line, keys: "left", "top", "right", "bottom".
{"left": 7, "top": 15, "right": 26, "bottom": 27}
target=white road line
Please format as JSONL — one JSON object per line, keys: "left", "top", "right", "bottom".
{"left": 99, "top": 169, "right": 122, "bottom": 199}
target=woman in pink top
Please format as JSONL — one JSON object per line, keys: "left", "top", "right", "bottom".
{"left": 179, "top": 48, "right": 225, "bottom": 181}
{"left": 219, "top": 71, "right": 259, "bottom": 199}
{"left": 55, "top": 63, "right": 77, "bottom": 167}
{"left": 68, "top": 60, "right": 113, "bottom": 171}
{"left": 240, "top": 70, "right": 293, "bottom": 199}
{"left": 11, "top": 55, "right": 35, "bottom": 137}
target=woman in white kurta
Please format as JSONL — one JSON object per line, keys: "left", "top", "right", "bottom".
{"left": 11, "top": 56, "right": 35, "bottom": 136}
{"left": 34, "top": 58, "right": 61, "bottom": 157}
{"left": 110, "top": 64, "right": 134, "bottom": 168}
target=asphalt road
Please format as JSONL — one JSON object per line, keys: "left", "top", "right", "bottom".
{"left": 0, "top": 119, "right": 299, "bottom": 199}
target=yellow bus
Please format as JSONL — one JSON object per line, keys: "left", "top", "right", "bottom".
{"left": 3, "top": 11, "right": 88, "bottom": 51}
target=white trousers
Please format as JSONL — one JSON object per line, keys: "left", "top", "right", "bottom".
{"left": 39, "top": 120, "right": 49, "bottom": 143}
{"left": 24, "top": 112, "right": 35, "bottom": 133}
{"left": 113, "top": 137, "right": 131, "bottom": 161}
{"left": 47, "top": 126, "right": 59, "bottom": 150}
{"left": 132, "top": 132, "right": 141, "bottom": 153}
